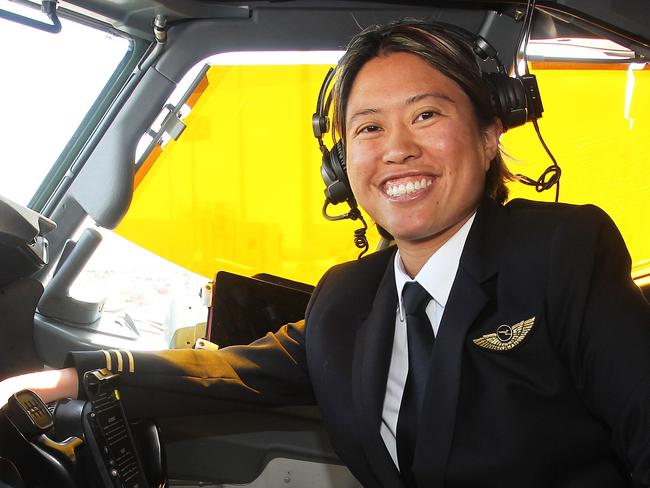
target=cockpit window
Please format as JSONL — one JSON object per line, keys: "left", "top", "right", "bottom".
{"left": 52, "top": 25, "right": 648, "bottom": 345}
{"left": 120, "top": 47, "right": 649, "bottom": 287}
{"left": 128, "top": 52, "right": 352, "bottom": 287}
{"left": 0, "top": 1, "right": 131, "bottom": 207}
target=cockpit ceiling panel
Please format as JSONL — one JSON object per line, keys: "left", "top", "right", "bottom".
{"left": 59, "top": 0, "right": 649, "bottom": 47}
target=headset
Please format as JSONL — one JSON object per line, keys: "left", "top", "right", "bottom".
{"left": 312, "top": 14, "right": 558, "bottom": 256}
{"left": 313, "top": 66, "right": 353, "bottom": 208}
{"left": 312, "top": 21, "right": 545, "bottom": 209}
{"left": 312, "top": 65, "right": 370, "bottom": 257}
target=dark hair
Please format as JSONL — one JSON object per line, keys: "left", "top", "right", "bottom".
{"left": 332, "top": 19, "right": 513, "bottom": 218}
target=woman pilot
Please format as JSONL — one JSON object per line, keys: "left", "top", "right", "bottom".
{"left": 2, "top": 19, "right": 649, "bottom": 488}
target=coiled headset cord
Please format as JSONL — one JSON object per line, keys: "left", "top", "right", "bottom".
{"left": 323, "top": 201, "right": 370, "bottom": 258}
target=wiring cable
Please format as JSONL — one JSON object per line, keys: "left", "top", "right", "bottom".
{"left": 516, "top": 118, "right": 562, "bottom": 201}
{"left": 512, "top": 0, "right": 563, "bottom": 202}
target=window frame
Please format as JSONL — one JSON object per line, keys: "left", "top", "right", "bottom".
{"left": 24, "top": 9, "right": 151, "bottom": 213}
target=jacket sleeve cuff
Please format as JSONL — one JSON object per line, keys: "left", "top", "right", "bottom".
{"left": 63, "top": 350, "right": 112, "bottom": 400}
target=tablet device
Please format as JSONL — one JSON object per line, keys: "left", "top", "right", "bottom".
{"left": 208, "top": 271, "right": 313, "bottom": 347}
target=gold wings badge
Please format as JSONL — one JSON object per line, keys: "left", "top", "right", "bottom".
{"left": 473, "top": 317, "right": 535, "bottom": 352}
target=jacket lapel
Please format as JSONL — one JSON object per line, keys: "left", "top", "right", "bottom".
{"left": 352, "top": 254, "right": 404, "bottom": 486}
{"left": 412, "top": 200, "right": 507, "bottom": 486}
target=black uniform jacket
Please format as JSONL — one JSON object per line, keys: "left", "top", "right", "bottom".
{"left": 69, "top": 199, "right": 650, "bottom": 487}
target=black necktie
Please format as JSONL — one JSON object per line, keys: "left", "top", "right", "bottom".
{"left": 397, "top": 281, "right": 434, "bottom": 486}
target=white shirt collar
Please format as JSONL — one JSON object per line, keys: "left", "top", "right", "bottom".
{"left": 393, "top": 213, "right": 476, "bottom": 320}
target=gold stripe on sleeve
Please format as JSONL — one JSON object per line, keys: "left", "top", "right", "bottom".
{"left": 112, "top": 350, "right": 124, "bottom": 372}
{"left": 102, "top": 350, "right": 112, "bottom": 371}
{"left": 124, "top": 350, "right": 135, "bottom": 373}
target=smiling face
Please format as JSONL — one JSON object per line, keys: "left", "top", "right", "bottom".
{"left": 344, "top": 51, "right": 501, "bottom": 271}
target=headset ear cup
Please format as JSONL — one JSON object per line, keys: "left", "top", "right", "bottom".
{"left": 320, "top": 140, "right": 354, "bottom": 205}
{"left": 483, "top": 73, "right": 528, "bottom": 130}
{"left": 332, "top": 140, "right": 347, "bottom": 180}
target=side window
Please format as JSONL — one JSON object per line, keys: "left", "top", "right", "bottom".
{"left": 71, "top": 52, "right": 346, "bottom": 348}
{"left": 0, "top": 1, "right": 131, "bottom": 206}
{"left": 69, "top": 218, "right": 209, "bottom": 350}
{"left": 122, "top": 55, "right": 363, "bottom": 288}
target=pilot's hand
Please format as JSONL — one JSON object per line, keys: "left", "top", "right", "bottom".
{"left": 0, "top": 368, "right": 78, "bottom": 408}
